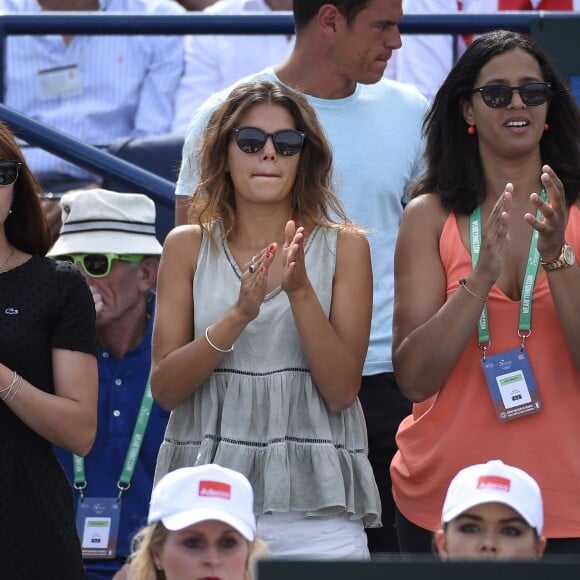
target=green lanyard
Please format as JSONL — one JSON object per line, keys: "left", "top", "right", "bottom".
{"left": 73, "top": 374, "right": 153, "bottom": 500}
{"left": 468, "top": 189, "right": 547, "bottom": 356}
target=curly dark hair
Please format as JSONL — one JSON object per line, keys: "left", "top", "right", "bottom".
{"left": 414, "top": 29, "right": 580, "bottom": 214}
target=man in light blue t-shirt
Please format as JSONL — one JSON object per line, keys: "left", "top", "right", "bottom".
{"left": 174, "top": 0, "right": 428, "bottom": 554}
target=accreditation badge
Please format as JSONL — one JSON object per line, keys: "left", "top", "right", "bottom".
{"left": 37, "top": 65, "right": 82, "bottom": 99}
{"left": 76, "top": 497, "right": 122, "bottom": 559}
{"left": 480, "top": 347, "right": 542, "bottom": 422}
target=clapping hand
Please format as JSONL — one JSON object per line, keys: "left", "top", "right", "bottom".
{"left": 476, "top": 184, "right": 513, "bottom": 285}
{"left": 525, "top": 165, "right": 567, "bottom": 261}
{"left": 281, "top": 219, "right": 309, "bottom": 295}
{"left": 236, "top": 244, "right": 277, "bottom": 322}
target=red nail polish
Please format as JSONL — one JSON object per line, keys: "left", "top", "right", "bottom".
{"left": 269, "top": 244, "right": 275, "bottom": 251}
{"left": 266, "top": 252, "right": 272, "bottom": 260}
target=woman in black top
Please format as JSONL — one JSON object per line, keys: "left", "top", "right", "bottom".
{"left": 0, "top": 120, "right": 98, "bottom": 579}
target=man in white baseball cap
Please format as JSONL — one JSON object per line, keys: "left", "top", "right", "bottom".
{"left": 435, "top": 460, "right": 547, "bottom": 560}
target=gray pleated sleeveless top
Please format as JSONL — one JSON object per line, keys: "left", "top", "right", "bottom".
{"left": 155, "top": 222, "right": 380, "bottom": 526}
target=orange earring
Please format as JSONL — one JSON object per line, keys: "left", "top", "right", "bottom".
{"left": 467, "top": 125, "right": 476, "bottom": 135}
{"left": 544, "top": 123, "right": 550, "bottom": 132}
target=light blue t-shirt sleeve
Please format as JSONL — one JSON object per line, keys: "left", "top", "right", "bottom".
{"left": 403, "top": 98, "right": 428, "bottom": 204}
{"left": 174, "top": 101, "right": 217, "bottom": 198}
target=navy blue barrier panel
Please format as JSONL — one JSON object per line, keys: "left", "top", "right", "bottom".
{"left": 257, "top": 558, "right": 580, "bottom": 580}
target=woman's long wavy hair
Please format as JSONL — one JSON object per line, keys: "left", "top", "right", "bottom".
{"left": 0, "top": 121, "right": 52, "bottom": 254}
{"left": 126, "top": 521, "right": 269, "bottom": 580}
{"left": 187, "top": 80, "right": 348, "bottom": 243}
{"left": 413, "top": 29, "right": 580, "bottom": 214}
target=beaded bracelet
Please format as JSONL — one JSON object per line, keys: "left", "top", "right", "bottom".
{"left": 205, "top": 326, "right": 235, "bottom": 353}
{"left": 459, "top": 278, "right": 488, "bottom": 303}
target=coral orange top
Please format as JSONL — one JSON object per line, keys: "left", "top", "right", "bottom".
{"left": 391, "top": 205, "right": 580, "bottom": 538}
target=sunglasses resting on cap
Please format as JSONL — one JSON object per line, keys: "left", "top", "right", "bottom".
{"left": 0, "top": 160, "right": 23, "bottom": 186}
{"left": 232, "top": 126, "right": 306, "bottom": 156}
{"left": 52, "top": 253, "right": 144, "bottom": 278}
{"left": 471, "top": 82, "right": 551, "bottom": 108}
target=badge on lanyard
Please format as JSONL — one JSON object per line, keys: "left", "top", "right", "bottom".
{"left": 72, "top": 376, "right": 153, "bottom": 559}
{"left": 468, "top": 195, "right": 547, "bottom": 422}
{"left": 37, "top": 65, "right": 82, "bottom": 100}
{"left": 481, "top": 347, "right": 542, "bottom": 421}
{"left": 76, "top": 497, "right": 122, "bottom": 559}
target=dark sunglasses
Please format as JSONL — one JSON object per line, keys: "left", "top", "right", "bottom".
{"left": 53, "top": 253, "right": 144, "bottom": 278}
{"left": 232, "top": 126, "right": 306, "bottom": 156}
{"left": 471, "top": 82, "right": 551, "bottom": 108}
{"left": 0, "top": 160, "right": 23, "bottom": 186}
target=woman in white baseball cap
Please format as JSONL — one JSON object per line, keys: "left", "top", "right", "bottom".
{"left": 435, "top": 460, "right": 547, "bottom": 560}
{"left": 126, "top": 464, "right": 267, "bottom": 580}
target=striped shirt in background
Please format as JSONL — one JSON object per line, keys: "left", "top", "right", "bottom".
{"left": 4, "top": 0, "right": 185, "bottom": 188}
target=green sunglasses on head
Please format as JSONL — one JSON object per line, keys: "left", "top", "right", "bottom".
{"left": 52, "top": 253, "right": 145, "bottom": 278}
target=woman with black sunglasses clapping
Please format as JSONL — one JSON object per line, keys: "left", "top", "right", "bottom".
{"left": 150, "top": 80, "right": 379, "bottom": 559}
{"left": 0, "top": 121, "right": 98, "bottom": 577}
{"left": 390, "top": 30, "right": 580, "bottom": 554}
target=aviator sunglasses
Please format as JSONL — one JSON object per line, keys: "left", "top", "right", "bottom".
{"left": 232, "top": 126, "right": 306, "bottom": 156}
{"left": 53, "top": 253, "right": 144, "bottom": 278}
{"left": 0, "top": 160, "right": 23, "bottom": 186}
{"left": 471, "top": 82, "right": 551, "bottom": 108}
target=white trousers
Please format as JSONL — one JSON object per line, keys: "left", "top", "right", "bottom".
{"left": 257, "top": 511, "right": 370, "bottom": 560}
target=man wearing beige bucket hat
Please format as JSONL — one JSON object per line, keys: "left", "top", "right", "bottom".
{"left": 49, "top": 189, "right": 170, "bottom": 580}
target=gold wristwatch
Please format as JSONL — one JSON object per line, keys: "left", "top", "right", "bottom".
{"left": 540, "top": 243, "right": 576, "bottom": 271}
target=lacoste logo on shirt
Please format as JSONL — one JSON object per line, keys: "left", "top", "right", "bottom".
{"left": 4, "top": 308, "right": 19, "bottom": 315}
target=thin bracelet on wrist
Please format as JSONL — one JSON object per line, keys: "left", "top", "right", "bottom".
{"left": 0, "top": 370, "right": 19, "bottom": 394}
{"left": 2, "top": 374, "right": 22, "bottom": 404}
{"left": 459, "top": 278, "right": 488, "bottom": 303}
{"left": 0, "top": 371, "right": 22, "bottom": 403}
{"left": 204, "top": 325, "right": 235, "bottom": 353}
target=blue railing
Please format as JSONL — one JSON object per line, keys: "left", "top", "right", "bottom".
{"left": 1, "top": 11, "right": 574, "bottom": 36}
{"left": 0, "top": 104, "right": 175, "bottom": 205}
{"left": 0, "top": 12, "right": 575, "bottom": 211}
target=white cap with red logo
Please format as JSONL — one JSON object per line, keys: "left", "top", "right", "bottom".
{"left": 148, "top": 464, "right": 256, "bottom": 540}
{"left": 441, "top": 459, "right": 544, "bottom": 534}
